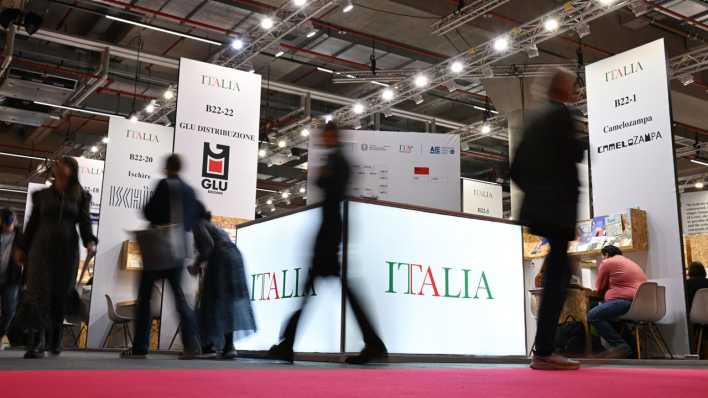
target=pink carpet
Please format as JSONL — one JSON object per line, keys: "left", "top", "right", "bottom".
{"left": 1, "top": 368, "right": 706, "bottom": 398}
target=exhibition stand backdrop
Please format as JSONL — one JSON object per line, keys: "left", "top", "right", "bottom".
{"left": 235, "top": 198, "right": 526, "bottom": 357}
{"left": 587, "top": 38, "right": 689, "bottom": 354}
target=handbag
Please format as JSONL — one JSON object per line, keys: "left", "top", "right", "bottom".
{"left": 134, "top": 179, "right": 187, "bottom": 271}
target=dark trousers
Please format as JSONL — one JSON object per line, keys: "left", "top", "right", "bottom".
{"left": 0, "top": 284, "right": 19, "bottom": 337}
{"left": 534, "top": 237, "right": 571, "bottom": 356}
{"left": 588, "top": 299, "right": 632, "bottom": 349}
{"left": 280, "top": 271, "right": 384, "bottom": 351}
{"left": 133, "top": 268, "right": 199, "bottom": 353}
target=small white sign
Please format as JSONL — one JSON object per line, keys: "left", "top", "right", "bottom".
{"left": 462, "top": 178, "right": 503, "bottom": 218}
{"left": 681, "top": 191, "right": 708, "bottom": 235}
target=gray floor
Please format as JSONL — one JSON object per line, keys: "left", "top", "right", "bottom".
{"left": 1, "top": 350, "right": 707, "bottom": 371}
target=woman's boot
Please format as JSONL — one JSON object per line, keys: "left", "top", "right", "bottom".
{"left": 24, "top": 329, "right": 46, "bottom": 359}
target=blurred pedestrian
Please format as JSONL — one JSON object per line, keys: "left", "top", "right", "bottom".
{"left": 17, "top": 157, "right": 97, "bottom": 358}
{"left": 268, "top": 122, "right": 387, "bottom": 365}
{"left": 0, "top": 209, "right": 23, "bottom": 349}
{"left": 511, "top": 69, "right": 584, "bottom": 370}
{"left": 121, "top": 154, "right": 201, "bottom": 359}
{"left": 189, "top": 205, "right": 256, "bottom": 359}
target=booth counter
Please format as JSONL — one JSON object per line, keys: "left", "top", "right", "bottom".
{"left": 234, "top": 198, "right": 526, "bottom": 357}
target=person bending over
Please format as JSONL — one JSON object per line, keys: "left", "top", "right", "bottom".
{"left": 588, "top": 245, "right": 647, "bottom": 358}
{"left": 686, "top": 262, "right": 708, "bottom": 312}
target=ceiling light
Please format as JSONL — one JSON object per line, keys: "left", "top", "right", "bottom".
{"left": 130, "top": 115, "right": 138, "bottom": 123}
{"left": 102, "top": 137, "right": 110, "bottom": 144}
{"left": 598, "top": 0, "right": 617, "bottom": 5}
{"left": 105, "top": 15, "right": 222, "bottom": 46}
{"left": 231, "top": 38, "right": 244, "bottom": 50}
{"left": 163, "top": 88, "right": 174, "bottom": 100}
{"left": 696, "top": 181, "right": 705, "bottom": 189}
{"left": 346, "top": 74, "right": 356, "bottom": 79}
{"left": 281, "top": 191, "right": 290, "bottom": 199}
{"left": 690, "top": 159, "right": 708, "bottom": 167}
{"left": 370, "top": 81, "right": 387, "bottom": 87}
{"left": 293, "top": 0, "right": 307, "bottom": 6}
{"left": 258, "top": 149, "right": 267, "bottom": 158}
{"left": 679, "top": 74, "right": 695, "bottom": 86}
{"left": 414, "top": 74, "right": 429, "bottom": 87}
{"left": 343, "top": 1, "right": 354, "bottom": 13}
{"left": 266, "top": 199, "right": 273, "bottom": 205}
{"left": 299, "top": 187, "right": 306, "bottom": 194}
{"left": 34, "top": 101, "right": 122, "bottom": 119}
{"left": 278, "top": 139, "right": 287, "bottom": 148}
{"left": 90, "top": 146, "right": 98, "bottom": 153}
{"left": 261, "top": 17, "right": 274, "bottom": 29}
{"left": 275, "top": 51, "right": 285, "bottom": 57}
{"left": 301, "top": 128, "right": 310, "bottom": 137}
{"left": 0, "top": 151, "right": 46, "bottom": 162}
{"left": 544, "top": 18, "right": 559, "bottom": 32}
{"left": 413, "top": 95, "right": 424, "bottom": 105}
{"left": 306, "top": 30, "right": 317, "bottom": 38}
{"left": 353, "top": 103, "right": 365, "bottom": 114}
{"left": 145, "top": 102, "right": 155, "bottom": 113}
{"left": 493, "top": 36, "right": 509, "bottom": 52}
{"left": 324, "top": 114, "right": 333, "bottom": 123}
{"left": 450, "top": 61, "right": 464, "bottom": 73}
{"left": 271, "top": 207, "right": 276, "bottom": 212}
{"left": 317, "top": 67, "right": 334, "bottom": 73}
{"left": 381, "top": 88, "right": 394, "bottom": 101}
{"left": 481, "top": 124, "right": 491, "bottom": 134}
{"left": 473, "top": 105, "right": 498, "bottom": 114}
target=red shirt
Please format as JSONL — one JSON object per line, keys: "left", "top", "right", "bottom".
{"left": 596, "top": 255, "right": 647, "bottom": 301}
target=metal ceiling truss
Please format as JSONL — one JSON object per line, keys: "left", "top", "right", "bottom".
{"left": 431, "top": 0, "right": 512, "bottom": 36}
{"left": 137, "top": 0, "right": 338, "bottom": 123}
{"left": 331, "top": 63, "right": 582, "bottom": 84}
{"left": 331, "top": 0, "right": 634, "bottom": 126}
{"left": 671, "top": 44, "right": 708, "bottom": 82}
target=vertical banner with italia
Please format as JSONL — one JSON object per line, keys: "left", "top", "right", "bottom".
{"left": 586, "top": 39, "right": 689, "bottom": 354}
{"left": 175, "top": 57, "right": 261, "bottom": 225}
{"left": 87, "top": 118, "right": 175, "bottom": 348}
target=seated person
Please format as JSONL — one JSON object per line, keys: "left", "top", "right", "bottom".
{"left": 686, "top": 262, "right": 708, "bottom": 312}
{"left": 588, "top": 245, "right": 647, "bottom": 358}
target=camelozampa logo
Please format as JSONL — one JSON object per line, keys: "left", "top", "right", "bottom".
{"left": 201, "top": 143, "right": 230, "bottom": 193}
{"left": 201, "top": 74, "right": 240, "bottom": 92}
{"left": 385, "top": 261, "right": 493, "bottom": 299}
{"left": 604, "top": 61, "right": 644, "bottom": 82}
{"left": 250, "top": 268, "right": 317, "bottom": 301}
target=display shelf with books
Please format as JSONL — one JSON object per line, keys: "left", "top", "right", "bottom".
{"left": 523, "top": 208, "right": 648, "bottom": 261}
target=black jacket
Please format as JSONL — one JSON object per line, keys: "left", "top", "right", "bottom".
{"left": 1, "top": 230, "right": 24, "bottom": 285}
{"left": 686, "top": 277, "right": 708, "bottom": 312}
{"left": 511, "top": 101, "right": 584, "bottom": 240}
{"left": 144, "top": 176, "right": 199, "bottom": 232}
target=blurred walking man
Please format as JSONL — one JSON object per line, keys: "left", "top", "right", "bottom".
{"left": 511, "top": 70, "right": 583, "bottom": 370}
{"left": 268, "top": 122, "right": 387, "bottom": 365}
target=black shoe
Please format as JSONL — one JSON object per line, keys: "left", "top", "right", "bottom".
{"left": 23, "top": 350, "right": 46, "bottom": 359}
{"left": 221, "top": 349, "right": 237, "bottom": 360}
{"left": 120, "top": 348, "right": 147, "bottom": 359}
{"left": 268, "top": 343, "right": 294, "bottom": 364}
{"left": 345, "top": 344, "right": 388, "bottom": 365}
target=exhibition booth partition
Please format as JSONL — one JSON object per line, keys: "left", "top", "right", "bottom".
{"left": 234, "top": 197, "right": 527, "bottom": 357}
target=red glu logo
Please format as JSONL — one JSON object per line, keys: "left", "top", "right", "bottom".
{"left": 201, "top": 143, "right": 230, "bottom": 194}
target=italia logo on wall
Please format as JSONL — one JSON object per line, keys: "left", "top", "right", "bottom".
{"left": 201, "top": 142, "right": 230, "bottom": 194}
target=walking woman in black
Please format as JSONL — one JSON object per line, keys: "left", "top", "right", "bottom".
{"left": 17, "top": 157, "right": 97, "bottom": 358}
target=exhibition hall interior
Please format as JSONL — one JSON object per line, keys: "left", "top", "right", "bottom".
{"left": 1, "top": 0, "right": 708, "bottom": 396}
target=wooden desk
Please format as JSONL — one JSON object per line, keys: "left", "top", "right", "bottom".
{"left": 529, "top": 285, "right": 594, "bottom": 355}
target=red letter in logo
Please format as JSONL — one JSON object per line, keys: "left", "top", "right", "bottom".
{"left": 418, "top": 266, "right": 440, "bottom": 297}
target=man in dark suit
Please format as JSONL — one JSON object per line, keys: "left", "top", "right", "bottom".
{"left": 121, "top": 154, "right": 201, "bottom": 359}
{"left": 0, "top": 208, "right": 22, "bottom": 347}
{"left": 269, "top": 122, "right": 387, "bottom": 365}
{"left": 511, "top": 70, "right": 583, "bottom": 370}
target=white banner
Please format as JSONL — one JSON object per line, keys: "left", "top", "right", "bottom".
{"left": 235, "top": 207, "right": 341, "bottom": 353}
{"left": 681, "top": 191, "right": 708, "bottom": 235}
{"left": 175, "top": 57, "right": 261, "bottom": 223}
{"left": 77, "top": 157, "right": 105, "bottom": 215}
{"left": 587, "top": 39, "right": 688, "bottom": 354}
{"left": 87, "top": 118, "right": 175, "bottom": 348}
{"left": 462, "top": 178, "right": 503, "bottom": 218}
{"left": 307, "top": 130, "right": 461, "bottom": 211}
{"left": 345, "top": 201, "right": 525, "bottom": 355}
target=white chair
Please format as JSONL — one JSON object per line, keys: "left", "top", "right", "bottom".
{"left": 619, "top": 282, "right": 671, "bottom": 359}
{"left": 103, "top": 295, "right": 135, "bottom": 349}
{"left": 689, "top": 288, "right": 708, "bottom": 358}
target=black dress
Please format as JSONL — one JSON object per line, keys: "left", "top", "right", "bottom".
{"left": 19, "top": 186, "right": 97, "bottom": 351}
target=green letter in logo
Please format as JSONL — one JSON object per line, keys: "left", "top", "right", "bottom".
{"left": 281, "top": 269, "right": 294, "bottom": 299}
{"left": 473, "top": 271, "right": 494, "bottom": 299}
{"left": 386, "top": 261, "right": 397, "bottom": 293}
{"left": 443, "top": 267, "right": 461, "bottom": 298}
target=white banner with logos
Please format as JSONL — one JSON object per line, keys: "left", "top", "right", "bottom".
{"left": 86, "top": 118, "right": 175, "bottom": 348}
{"left": 235, "top": 207, "right": 341, "bottom": 353}
{"left": 681, "top": 191, "right": 708, "bottom": 235}
{"left": 462, "top": 178, "right": 503, "bottom": 218}
{"left": 175, "top": 57, "right": 261, "bottom": 223}
{"left": 345, "top": 201, "right": 525, "bottom": 355}
{"left": 307, "top": 130, "right": 461, "bottom": 211}
{"left": 587, "top": 39, "right": 689, "bottom": 354}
